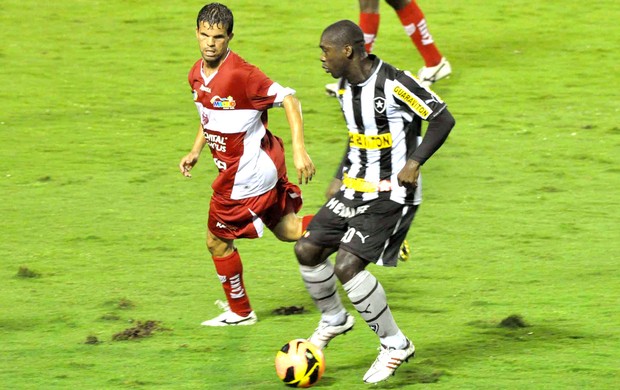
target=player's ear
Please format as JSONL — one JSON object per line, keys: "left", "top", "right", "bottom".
{"left": 228, "top": 32, "right": 234, "bottom": 42}
{"left": 344, "top": 44, "right": 353, "bottom": 58}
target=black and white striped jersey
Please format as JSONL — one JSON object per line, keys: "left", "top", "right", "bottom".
{"left": 336, "top": 55, "right": 447, "bottom": 205}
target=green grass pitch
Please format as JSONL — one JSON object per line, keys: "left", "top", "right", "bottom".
{"left": 1, "top": 0, "right": 619, "bottom": 388}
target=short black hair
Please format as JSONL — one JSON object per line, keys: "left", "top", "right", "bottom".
{"left": 322, "top": 20, "right": 365, "bottom": 53}
{"left": 196, "top": 3, "right": 234, "bottom": 35}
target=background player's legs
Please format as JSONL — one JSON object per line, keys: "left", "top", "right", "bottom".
{"left": 359, "top": 0, "right": 381, "bottom": 53}
{"left": 389, "top": 0, "right": 452, "bottom": 86}
{"left": 389, "top": 0, "right": 442, "bottom": 67}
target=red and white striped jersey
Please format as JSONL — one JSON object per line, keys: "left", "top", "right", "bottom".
{"left": 188, "top": 50, "right": 295, "bottom": 199}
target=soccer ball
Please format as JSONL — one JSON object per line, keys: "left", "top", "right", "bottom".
{"left": 275, "top": 339, "right": 325, "bottom": 388}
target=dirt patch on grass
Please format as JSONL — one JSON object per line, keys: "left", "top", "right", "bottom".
{"left": 112, "top": 320, "right": 167, "bottom": 341}
{"left": 499, "top": 314, "right": 529, "bottom": 329}
{"left": 84, "top": 335, "right": 100, "bottom": 345}
{"left": 272, "top": 306, "right": 305, "bottom": 315}
{"left": 16, "top": 266, "right": 40, "bottom": 278}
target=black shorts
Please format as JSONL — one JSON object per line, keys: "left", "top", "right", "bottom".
{"left": 303, "top": 193, "right": 418, "bottom": 267}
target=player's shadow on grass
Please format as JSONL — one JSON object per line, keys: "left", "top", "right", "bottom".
{"left": 322, "top": 320, "right": 591, "bottom": 388}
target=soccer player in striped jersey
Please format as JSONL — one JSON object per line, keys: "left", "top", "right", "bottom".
{"left": 296, "top": 20, "right": 455, "bottom": 383}
{"left": 326, "top": 0, "right": 451, "bottom": 95}
{"left": 179, "top": 3, "right": 315, "bottom": 327}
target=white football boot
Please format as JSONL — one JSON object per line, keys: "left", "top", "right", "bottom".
{"left": 325, "top": 82, "right": 340, "bottom": 97}
{"left": 308, "top": 312, "right": 355, "bottom": 349}
{"left": 201, "top": 300, "right": 257, "bottom": 326}
{"left": 363, "top": 339, "right": 416, "bottom": 384}
{"left": 417, "top": 57, "right": 452, "bottom": 88}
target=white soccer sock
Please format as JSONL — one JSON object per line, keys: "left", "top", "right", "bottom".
{"left": 343, "top": 270, "right": 407, "bottom": 348}
{"left": 381, "top": 330, "right": 408, "bottom": 349}
{"left": 299, "top": 260, "right": 346, "bottom": 325}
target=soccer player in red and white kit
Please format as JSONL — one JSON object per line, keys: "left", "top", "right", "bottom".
{"left": 179, "top": 3, "right": 315, "bottom": 326}
{"left": 326, "top": 0, "right": 451, "bottom": 95}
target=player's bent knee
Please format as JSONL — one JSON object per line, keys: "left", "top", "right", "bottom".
{"left": 334, "top": 251, "right": 367, "bottom": 284}
{"left": 294, "top": 238, "right": 323, "bottom": 267}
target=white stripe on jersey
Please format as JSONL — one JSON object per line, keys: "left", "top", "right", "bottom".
{"left": 195, "top": 103, "right": 278, "bottom": 200}
{"left": 195, "top": 104, "right": 264, "bottom": 134}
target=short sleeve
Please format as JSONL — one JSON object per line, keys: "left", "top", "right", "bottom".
{"left": 246, "top": 67, "right": 295, "bottom": 111}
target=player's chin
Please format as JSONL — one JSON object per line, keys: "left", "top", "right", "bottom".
{"left": 328, "top": 71, "right": 341, "bottom": 79}
{"left": 203, "top": 52, "right": 220, "bottom": 62}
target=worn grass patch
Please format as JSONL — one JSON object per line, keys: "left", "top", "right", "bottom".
{"left": 112, "top": 320, "right": 168, "bottom": 341}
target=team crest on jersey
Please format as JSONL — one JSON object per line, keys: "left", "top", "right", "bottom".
{"left": 374, "top": 97, "right": 386, "bottom": 114}
{"left": 200, "top": 110, "right": 209, "bottom": 128}
{"left": 210, "top": 95, "right": 236, "bottom": 109}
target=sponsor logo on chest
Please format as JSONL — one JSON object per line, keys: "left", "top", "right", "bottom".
{"left": 349, "top": 132, "right": 393, "bottom": 150}
{"left": 204, "top": 132, "right": 227, "bottom": 153}
{"left": 210, "top": 95, "right": 236, "bottom": 109}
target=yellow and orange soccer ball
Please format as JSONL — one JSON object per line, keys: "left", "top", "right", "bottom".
{"left": 275, "top": 339, "right": 325, "bottom": 388}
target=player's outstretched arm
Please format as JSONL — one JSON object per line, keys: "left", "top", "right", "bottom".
{"left": 179, "top": 125, "right": 208, "bottom": 178}
{"left": 282, "top": 94, "right": 316, "bottom": 184}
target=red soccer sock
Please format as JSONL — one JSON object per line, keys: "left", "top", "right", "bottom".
{"left": 359, "top": 12, "right": 380, "bottom": 53}
{"left": 301, "top": 214, "right": 314, "bottom": 233}
{"left": 395, "top": 1, "right": 442, "bottom": 67}
{"left": 212, "top": 250, "right": 252, "bottom": 317}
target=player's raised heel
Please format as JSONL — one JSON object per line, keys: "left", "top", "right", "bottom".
{"left": 308, "top": 313, "right": 355, "bottom": 349}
